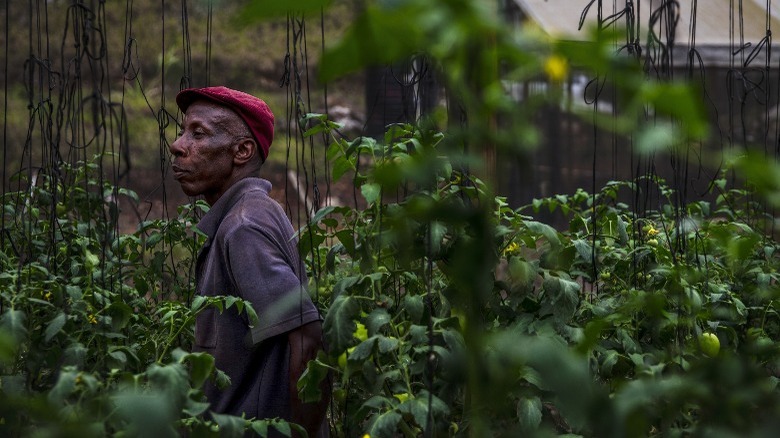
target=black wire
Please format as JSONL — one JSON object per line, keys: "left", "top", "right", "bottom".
{"left": 2, "top": 0, "right": 10, "bottom": 254}
{"left": 206, "top": 0, "right": 212, "bottom": 87}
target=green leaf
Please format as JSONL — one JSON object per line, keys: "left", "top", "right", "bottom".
{"left": 404, "top": 295, "right": 424, "bottom": 323}
{"left": 417, "top": 390, "right": 450, "bottom": 417}
{"left": 573, "top": 239, "right": 593, "bottom": 263}
{"left": 63, "top": 342, "right": 87, "bottom": 367}
{"left": 211, "top": 412, "right": 247, "bottom": 438}
{"left": 146, "top": 232, "right": 163, "bottom": 247}
{"left": 146, "top": 363, "right": 189, "bottom": 408}
{"left": 636, "top": 122, "right": 680, "bottom": 154}
{"left": 517, "top": 396, "right": 543, "bottom": 431}
{"left": 0, "top": 330, "right": 17, "bottom": 364}
{"left": 336, "top": 229, "right": 356, "bottom": 256}
{"left": 377, "top": 335, "right": 399, "bottom": 353}
{"left": 303, "top": 206, "right": 337, "bottom": 231}
{"left": 368, "top": 410, "right": 402, "bottom": 438}
{"left": 48, "top": 368, "right": 78, "bottom": 404}
{"left": 508, "top": 257, "right": 536, "bottom": 290}
{"left": 215, "top": 369, "right": 231, "bottom": 390}
{"left": 251, "top": 419, "right": 298, "bottom": 437}
{"left": 225, "top": 295, "right": 239, "bottom": 310}
{"left": 302, "top": 121, "right": 329, "bottom": 137}
{"left": 297, "top": 359, "right": 331, "bottom": 403}
{"left": 271, "top": 419, "right": 295, "bottom": 437}
{"left": 426, "top": 221, "right": 447, "bottom": 257}
{"left": 107, "top": 301, "right": 133, "bottom": 330}
{"left": 616, "top": 215, "right": 629, "bottom": 244}
{"left": 113, "top": 390, "right": 178, "bottom": 438}
{"left": 366, "top": 308, "right": 391, "bottom": 335}
{"left": 183, "top": 398, "right": 211, "bottom": 417}
{"left": 320, "top": 5, "right": 423, "bottom": 82}
{"left": 108, "top": 349, "right": 127, "bottom": 365}
{"left": 244, "top": 303, "right": 259, "bottom": 327}
{"left": 250, "top": 421, "right": 268, "bottom": 437}
{"left": 398, "top": 398, "right": 428, "bottom": 429}
{"left": 182, "top": 351, "right": 215, "bottom": 389}
{"left": 45, "top": 312, "right": 66, "bottom": 343}
{"left": 0, "top": 310, "right": 27, "bottom": 342}
{"left": 526, "top": 220, "right": 561, "bottom": 249}
{"left": 323, "top": 295, "right": 360, "bottom": 354}
{"left": 332, "top": 156, "right": 354, "bottom": 181}
{"left": 361, "top": 182, "right": 382, "bottom": 205}
{"left": 350, "top": 337, "right": 377, "bottom": 361}
{"left": 326, "top": 141, "right": 342, "bottom": 160}
{"left": 542, "top": 276, "right": 580, "bottom": 323}
{"left": 644, "top": 82, "right": 709, "bottom": 139}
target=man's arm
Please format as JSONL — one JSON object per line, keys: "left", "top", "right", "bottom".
{"left": 288, "top": 320, "right": 330, "bottom": 438}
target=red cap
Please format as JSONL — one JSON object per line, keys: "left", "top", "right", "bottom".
{"left": 175, "top": 86, "right": 274, "bottom": 162}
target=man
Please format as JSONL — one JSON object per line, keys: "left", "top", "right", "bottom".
{"left": 170, "top": 86, "right": 328, "bottom": 437}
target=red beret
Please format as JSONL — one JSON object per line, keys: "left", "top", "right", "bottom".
{"left": 175, "top": 86, "right": 274, "bottom": 162}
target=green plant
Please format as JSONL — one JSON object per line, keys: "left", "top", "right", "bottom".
{"left": 293, "top": 115, "right": 780, "bottom": 436}
{"left": 0, "top": 157, "right": 302, "bottom": 437}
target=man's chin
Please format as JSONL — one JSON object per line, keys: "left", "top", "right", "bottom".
{"left": 177, "top": 183, "right": 201, "bottom": 198}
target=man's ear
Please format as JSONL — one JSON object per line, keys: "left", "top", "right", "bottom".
{"left": 233, "top": 138, "right": 257, "bottom": 165}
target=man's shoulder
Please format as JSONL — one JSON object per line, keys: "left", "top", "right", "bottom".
{"left": 218, "top": 183, "right": 292, "bottom": 239}
{"left": 228, "top": 187, "right": 286, "bottom": 222}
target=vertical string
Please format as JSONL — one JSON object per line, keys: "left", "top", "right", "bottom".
{"left": 180, "top": 0, "right": 192, "bottom": 89}
{"left": 2, "top": 0, "right": 9, "bottom": 252}
{"left": 206, "top": 0, "right": 213, "bottom": 87}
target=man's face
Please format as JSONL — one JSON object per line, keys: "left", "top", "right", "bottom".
{"left": 169, "top": 100, "right": 240, "bottom": 205}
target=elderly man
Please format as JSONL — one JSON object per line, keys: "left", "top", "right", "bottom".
{"left": 170, "top": 86, "right": 328, "bottom": 437}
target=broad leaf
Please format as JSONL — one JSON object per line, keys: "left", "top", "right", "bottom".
{"left": 297, "top": 359, "right": 331, "bottom": 403}
{"left": 45, "top": 312, "right": 66, "bottom": 342}
{"left": 361, "top": 182, "right": 382, "bottom": 205}
{"left": 0, "top": 310, "right": 27, "bottom": 342}
{"left": 323, "top": 295, "right": 360, "bottom": 353}
{"left": 517, "top": 396, "right": 543, "bottom": 431}
{"left": 368, "top": 410, "right": 402, "bottom": 438}
{"left": 211, "top": 412, "right": 246, "bottom": 438}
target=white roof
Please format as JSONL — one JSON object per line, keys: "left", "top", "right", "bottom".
{"left": 514, "top": 0, "right": 779, "bottom": 48}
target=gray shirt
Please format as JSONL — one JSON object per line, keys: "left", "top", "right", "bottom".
{"left": 193, "top": 177, "right": 322, "bottom": 425}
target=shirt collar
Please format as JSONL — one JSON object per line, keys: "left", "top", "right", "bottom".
{"left": 196, "top": 177, "right": 272, "bottom": 240}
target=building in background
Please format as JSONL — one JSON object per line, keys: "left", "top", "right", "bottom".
{"left": 496, "top": 0, "right": 780, "bottom": 211}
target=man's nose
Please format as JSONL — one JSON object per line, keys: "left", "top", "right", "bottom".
{"left": 169, "top": 135, "right": 185, "bottom": 157}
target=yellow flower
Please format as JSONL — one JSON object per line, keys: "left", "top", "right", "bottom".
{"left": 502, "top": 241, "right": 520, "bottom": 257}
{"left": 544, "top": 55, "right": 568, "bottom": 82}
{"left": 647, "top": 226, "right": 659, "bottom": 237}
{"left": 363, "top": 435, "right": 370, "bottom": 438}
{"left": 43, "top": 292, "right": 52, "bottom": 301}
{"left": 88, "top": 314, "right": 97, "bottom": 325}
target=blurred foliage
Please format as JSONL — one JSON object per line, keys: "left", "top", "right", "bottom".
{"left": 3, "top": 0, "right": 780, "bottom": 437}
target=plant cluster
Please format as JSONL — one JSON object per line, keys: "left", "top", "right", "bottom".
{"left": 1, "top": 131, "right": 779, "bottom": 437}
{"left": 0, "top": 159, "right": 299, "bottom": 437}
{"left": 294, "top": 119, "right": 780, "bottom": 437}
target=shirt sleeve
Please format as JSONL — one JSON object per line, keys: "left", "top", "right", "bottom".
{"left": 224, "top": 223, "right": 321, "bottom": 345}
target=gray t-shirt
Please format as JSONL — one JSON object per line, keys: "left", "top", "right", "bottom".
{"left": 193, "top": 177, "right": 322, "bottom": 429}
